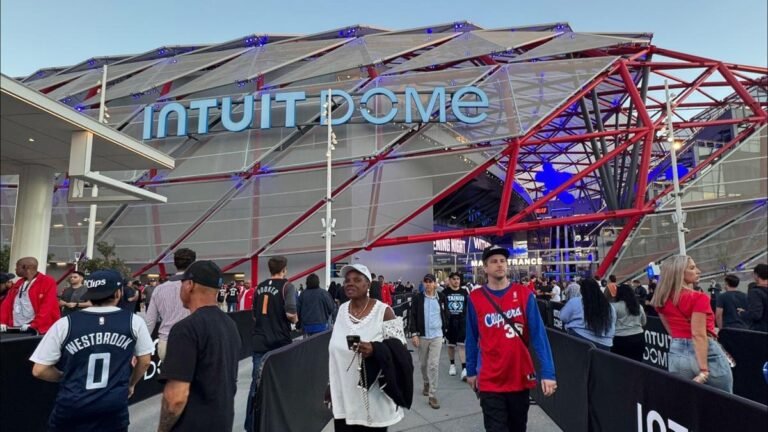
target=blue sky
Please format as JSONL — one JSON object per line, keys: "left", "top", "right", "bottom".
{"left": 1, "top": 0, "right": 765, "bottom": 77}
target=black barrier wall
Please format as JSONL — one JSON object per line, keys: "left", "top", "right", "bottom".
{"left": 643, "top": 316, "right": 671, "bottom": 370}
{"left": 255, "top": 331, "right": 333, "bottom": 432}
{"left": 0, "top": 310, "right": 255, "bottom": 432}
{"left": 719, "top": 328, "right": 768, "bottom": 405}
{"left": 531, "top": 328, "right": 592, "bottom": 432}
{"left": 588, "top": 349, "right": 768, "bottom": 432}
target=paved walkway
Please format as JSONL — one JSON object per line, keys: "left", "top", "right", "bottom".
{"left": 130, "top": 343, "right": 561, "bottom": 431}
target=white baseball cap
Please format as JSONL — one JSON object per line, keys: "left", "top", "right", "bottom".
{"left": 340, "top": 264, "right": 372, "bottom": 282}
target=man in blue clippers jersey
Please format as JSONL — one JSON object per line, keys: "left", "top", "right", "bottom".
{"left": 30, "top": 269, "right": 154, "bottom": 431}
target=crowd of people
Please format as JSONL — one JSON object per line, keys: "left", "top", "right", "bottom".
{"left": 1, "top": 248, "right": 766, "bottom": 431}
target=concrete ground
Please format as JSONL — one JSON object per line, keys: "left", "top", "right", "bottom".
{"left": 129, "top": 342, "right": 561, "bottom": 432}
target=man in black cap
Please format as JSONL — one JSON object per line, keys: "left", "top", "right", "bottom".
{"left": 444, "top": 271, "right": 470, "bottom": 380}
{"left": 466, "top": 246, "right": 557, "bottom": 432}
{"left": 29, "top": 269, "right": 154, "bottom": 431}
{"left": 158, "top": 261, "right": 241, "bottom": 432}
{"left": 409, "top": 273, "right": 448, "bottom": 409}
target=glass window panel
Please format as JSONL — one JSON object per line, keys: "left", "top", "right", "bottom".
{"left": 661, "top": 126, "right": 767, "bottom": 209}
{"left": 83, "top": 48, "right": 249, "bottom": 104}
{"left": 268, "top": 34, "right": 453, "bottom": 87}
{"left": 47, "top": 189, "right": 120, "bottom": 262}
{"left": 46, "top": 59, "right": 163, "bottom": 101}
{"left": 26, "top": 71, "right": 87, "bottom": 90}
{"left": 1, "top": 188, "right": 18, "bottom": 247}
{"left": 265, "top": 147, "right": 501, "bottom": 255}
{"left": 433, "top": 56, "right": 617, "bottom": 146}
{"left": 164, "top": 40, "right": 351, "bottom": 98}
{"left": 181, "top": 166, "right": 356, "bottom": 260}
{"left": 511, "top": 33, "right": 639, "bottom": 62}
{"left": 688, "top": 206, "right": 767, "bottom": 274}
{"left": 387, "top": 31, "right": 550, "bottom": 74}
{"left": 99, "top": 181, "right": 234, "bottom": 263}
{"left": 614, "top": 201, "right": 759, "bottom": 280}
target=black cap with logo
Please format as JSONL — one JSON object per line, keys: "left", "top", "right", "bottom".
{"left": 181, "top": 260, "right": 223, "bottom": 289}
{"left": 82, "top": 270, "right": 124, "bottom": 301}
{"left": 423, "top": 273, "right": 436, "bottom": 282}
{"left": 482, "top": 245, "right": 510, "bottom": 262}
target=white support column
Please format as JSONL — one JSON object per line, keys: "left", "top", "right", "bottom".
{"left": 9, "top": 164, "right": 55, "bottom": 273}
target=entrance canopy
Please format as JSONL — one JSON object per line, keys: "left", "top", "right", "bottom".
{"left": 1, "top": 74, "right": 173, "bottom": 175}
{"left": 1, "top": 73, "right": 174, "bottom": 271}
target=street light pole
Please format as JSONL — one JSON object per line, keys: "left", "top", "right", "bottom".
{"left": 664, "top": 79, "right": 687, "bottom": 256}
{"left": 322, "top": 90, "right": 337, "bottom": 289}
{"left": 86, "top": 65, "right": 109, "bottom": 260}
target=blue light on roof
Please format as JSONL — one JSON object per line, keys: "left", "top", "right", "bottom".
{"left": 426, "top": 28, "right": 433, "bottom": 34}
{"left": 663, "top": 164, "right": 689, "bottom": 181}
{"left": 611, "top": 97, "right": 621, "bottom": 107}
{"left": 535, "top": 162, "right": 575, "bottom": 205}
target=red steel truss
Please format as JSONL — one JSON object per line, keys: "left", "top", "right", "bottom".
{"left": 109, "top": 44, "right": 766, "bottom": 283}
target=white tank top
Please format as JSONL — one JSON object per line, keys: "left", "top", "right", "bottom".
{"left": 328, "top": 300, "right": 405, "bottom": 427}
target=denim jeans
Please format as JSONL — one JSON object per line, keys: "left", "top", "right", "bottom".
{"left": 668, "top": 337, "right": 733, "bottom": 393}
{"left": 244, "top": 352, "right": 266, "bottom": 432}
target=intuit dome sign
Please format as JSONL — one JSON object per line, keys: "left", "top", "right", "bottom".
{"left": 142, "top": 86, "right": 489, "bottom": 139}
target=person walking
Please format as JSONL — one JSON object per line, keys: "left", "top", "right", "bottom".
{"left": 409, "top": 273, "right": 448, "bottom": 409}
{"left": 29, "top": 269, "right": 153, "bottom": 431}
{"left": 143, "top": 248, "right": 195, "bottom": 361}
{"left": 444, "top": 271, "right": 469, "bottom": 380}
{"left": 217, "top": 285, "right": 227, "bottom": 311}
{"left": 605, "top": 274, "right": 618, "bottom": 301}
{"left": 466, "top": 246, "right": 557, "bottom": 432}
{"left": 651, "top": 255, "right": 733, "bottom": 393}
{"left": 59, "top": 271, "right": 91, "bottom": 317}
{"left": 327, "top": 263, "right": 407, "bottom": 431}
{"left": 612, "top": 283, "right": 646, "bottom": 362}
{"left": 239, "top": 281, "right": 255, "bottom": 312}
{"left": 225, "top": 282, "right": 239, "bottom": 313}
{"left": 563, "top": 278, "right": 581, "bottom": 303}
{"left": 560, "top": 278, "right": 616, "bottom": 350}
{"left": 143, "top": 278, "right": 158, "bottom": 311}
{"left": 738, "top": 264, "right": 768, "bottom": 332}
{"left": 297, "top": 273, "right": 336, "bottom": 336}
{"left": 715, "top": 274, "right": 747, "bottom": 330}
{"left": 0, "top": 257, "right": 60, "bottom": 334}
{"left": 245, "top": 256, "right": 298, "bottom": 432}
{"left": 157, "top": 261, "right": 241, "bottom": 432}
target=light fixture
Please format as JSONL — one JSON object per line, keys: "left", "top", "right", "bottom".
{"left": 53, "top": 223, "right": 64, "bottom": 228}
{"left": 672, "top": 140, "right": 683, "bottom": 150}
{"left": 28, "top": 137, "right": 35, "bottom": 142}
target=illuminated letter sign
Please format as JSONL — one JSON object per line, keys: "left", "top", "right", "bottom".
{"left": 142, "top": 86, "right": 489, "bottom": 139}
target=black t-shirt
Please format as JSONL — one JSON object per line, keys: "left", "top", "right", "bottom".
{"left": 117, "top": 286, "right": 136, "bottom": 311}
{"left": 217, "top": 288, "right": 226, "bottom": 303}
{"left": 252, "top": 279, "right": 293, "bottom": 353}
{"left": 717, "top": 290, "right": 748, "bottom": 329}
{"left": 226, "top": 286, "right": 239, "bottom": 303}
{"left": 160, "top": 306, "right": 241, "bottom": 431}
{"left": 444, "top": 287, "right": 469, "bottom": 319}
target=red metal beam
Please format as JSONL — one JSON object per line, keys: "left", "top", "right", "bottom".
{"left": 596, "top": 214, "right": 642, "bottom": 277}
{"left": 505, "top": 130, "right": 648, "bottom": 226}
{"left": 373, "top": 208, "right": 651, "bottom": 248}
{"left": 646, "top": 124, "right": 761, "bottom": 208}
{"left": 496, "top": 141, "right": 520, "bottom": 227}
{"left": 717, "top": 64, "right": 768, "bottom": 121}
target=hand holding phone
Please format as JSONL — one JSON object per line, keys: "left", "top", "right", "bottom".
{"left": 346, "top": 335, "right": 361, "bottom": 350}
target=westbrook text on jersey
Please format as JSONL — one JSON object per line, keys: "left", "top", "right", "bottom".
{"left": 64, "top": 332, "right": 133, "bottom": 355}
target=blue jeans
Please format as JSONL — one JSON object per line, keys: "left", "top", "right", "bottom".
{"left": 227, "top": 302, "right": 237, "bottom": 313}
{"left": 668, "top": 338, "right": 733, "bottom": 393}
{"left": 244, "top": 352, "right": 266, "bottom": 432}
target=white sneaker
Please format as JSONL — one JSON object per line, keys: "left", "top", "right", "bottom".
{"left": 448, "top": 364, "right": 457, "bottom": 376}
{"left": 461, "top": 368, "right": 467, "bottom": 381}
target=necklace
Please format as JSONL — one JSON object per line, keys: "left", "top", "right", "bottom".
{"left": 348, "top": 298, "right": 372, "bottom": 322}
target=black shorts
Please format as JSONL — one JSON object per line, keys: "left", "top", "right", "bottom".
{"left": 446, "top": 316, "right": 466, "bottom": 346}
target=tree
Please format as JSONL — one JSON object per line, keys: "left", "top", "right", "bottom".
{"left": 79, "top": 241, "right": 131, "bottom": 279}
{"left": 0, "top": 245, "right": 9, "bottom": 273}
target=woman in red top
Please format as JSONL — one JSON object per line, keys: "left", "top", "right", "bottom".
{"left": 650, "top": 255, "right": 733, "bottom": 393}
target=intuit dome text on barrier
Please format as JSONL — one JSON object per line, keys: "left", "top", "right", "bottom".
{"left": 142, "top": 86, "right": 489, "bottom": 139}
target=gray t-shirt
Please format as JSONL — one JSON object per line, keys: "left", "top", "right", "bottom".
{"left": 13, "top": 281, "right": 36, "bottom": 326}
{"left": 613, "top": 300, "right": 646, "bottom": 336}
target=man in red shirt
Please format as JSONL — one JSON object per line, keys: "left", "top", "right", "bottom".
{"left": 0, "top": 257, "right": 60, "bottom": 334}
{"left": 239, "top": 281, "right": 255, "bottom": 311}
{"left": 466, "top": 246, "right": 557, "bottom": 432}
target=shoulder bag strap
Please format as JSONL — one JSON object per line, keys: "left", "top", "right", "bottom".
{"left": 479, "top": 287, "right": 524, "bottom": 339}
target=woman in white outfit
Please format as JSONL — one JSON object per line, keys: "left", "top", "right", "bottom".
{"left": 328, "top": 263, "right": 406, "bottom": 431}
